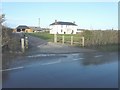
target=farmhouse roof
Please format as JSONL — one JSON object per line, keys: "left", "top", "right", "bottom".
{"left": 29, "top": 26, "right": 42, "bottom": 31}
{"left": 50, "top": 21, "right": 77, "bottom": 26}
{"left": 16, "top": 25, "right": 30, "bottom": 29}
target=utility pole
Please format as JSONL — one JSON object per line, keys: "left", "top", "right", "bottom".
{"left": 38, "top": 18, "right": 40, "bottom": 28}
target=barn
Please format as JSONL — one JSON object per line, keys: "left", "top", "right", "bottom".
{"left": 14, "top": 25, "right": 33, "bottom": 33}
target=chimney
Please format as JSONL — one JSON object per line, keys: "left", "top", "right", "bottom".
{"left": 55, "top": 20, "right": 57, "bottom": 24}
{"left": 73, "top": 21, "right": 75, "bottom": 24}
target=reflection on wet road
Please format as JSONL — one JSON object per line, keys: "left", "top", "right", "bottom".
{"left": 2, "top": 52, "right": 118, "bottom": 88}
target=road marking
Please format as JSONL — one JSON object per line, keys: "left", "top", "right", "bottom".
{"left": 27, "top": 54, "right": 68, "bottom": 58}
{"left": 94, "top": 55, "right": 103, "bottom": 58}
{"left": 0, "top": 66, "right": 24, "bottom": 72}
{"left": 73, "top": 58, "right": 84, "bottom": 61}
{"left": 71, "top": 53, "right": 79, "bottom": 56}
{"left": 27, "top": 54, "right": 56, "bottom": 58}
{"left": 0, "top": 57, "right": 84, "bottom": 72}
{"left": 41, "top": 60, "right": 61, "bottom": 65}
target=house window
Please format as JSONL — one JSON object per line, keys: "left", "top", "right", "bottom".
{"left": 71, "top": 30, "right": 74, "bottom": 34}
{"left": 61, "top": 29, "right": 63, "bottom": 32}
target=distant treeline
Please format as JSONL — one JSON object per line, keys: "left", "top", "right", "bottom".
{"left": 80, "top": 30, "right": 118, "bottom": 47}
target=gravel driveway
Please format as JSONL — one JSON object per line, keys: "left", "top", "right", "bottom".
{"left": 27, "top": 34, "right": 96, "bottom": 54}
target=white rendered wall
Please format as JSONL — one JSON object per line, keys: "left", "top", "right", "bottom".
{"left": 49, "top": 25, "right": 77, "bottom": 34}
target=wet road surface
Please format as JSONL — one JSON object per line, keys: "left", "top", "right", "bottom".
{"left": 2, "top": 34, "right": 118, "bottom": 88}
{"left": 2, "top": 51, "right": 118, "bottom": 88}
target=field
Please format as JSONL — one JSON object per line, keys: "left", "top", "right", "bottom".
{"left": 26, "top": 30, "right": 119, "bottom": 51}
{"left": 26, "top": 32, "right": 83, "bottom": 46}
{"left": 26, "top": 32, "right": 54, "bottom": 42}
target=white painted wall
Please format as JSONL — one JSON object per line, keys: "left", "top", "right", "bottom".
{"left": 49, "top": 25, "right": 78, "bottom": 34}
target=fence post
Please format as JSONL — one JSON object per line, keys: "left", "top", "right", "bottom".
{"left": 21, "top": 38, "right": 25, "bottom": 52}
{"left": 25, "top": 37, "right": 28, "bottom": 49}
{"left": 54, "top": 34, "right": 57, "bottom": 43}
{"left": 82, "top": 37, "right": 84, "bottom": 47}
{"left": 71, "top": 36, "right": 73, "bottom": 45}
{"left": 62, "top": 35, "right": 64, "bottom": 44}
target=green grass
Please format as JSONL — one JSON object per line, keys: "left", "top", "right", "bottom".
{"left": 26, "top": 32, "right": 82, "bottom": 43}
{"left": 56, "top": 34, "right": 82, "bottom": 46}
{"left": 25, "top": 32, "right": 54, "bottom": 42}
{"left": 26, "top": 31, "right": 118, "bottom": 51}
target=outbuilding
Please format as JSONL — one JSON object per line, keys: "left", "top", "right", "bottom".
{"left": 15, "top": 25, "right": 33, "bottom": 33}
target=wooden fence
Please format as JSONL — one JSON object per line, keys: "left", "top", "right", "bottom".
{"left": 54, "top": 34, "right": 84, "bottom": 47}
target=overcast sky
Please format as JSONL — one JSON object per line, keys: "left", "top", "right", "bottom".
{"left": 2, "top": 2, "right": 118, "bottom": 30}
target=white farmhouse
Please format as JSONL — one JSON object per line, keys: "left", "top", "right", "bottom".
{"left": 49, "top": 20, "right": 78, "bottom": 34}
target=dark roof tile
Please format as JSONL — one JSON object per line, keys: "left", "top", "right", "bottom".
{"left": 16, "top": 25, "right": 30, "bottom": 29}
{"left": 50, "top": 21, "right": 77, "bottom": 26}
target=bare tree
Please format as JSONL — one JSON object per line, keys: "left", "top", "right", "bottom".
{"left": 0, "top": 14, "right": 5, "bottom": 24}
